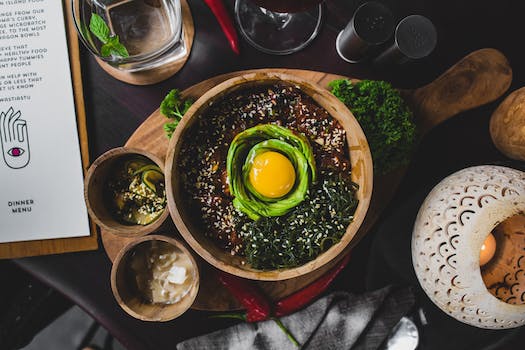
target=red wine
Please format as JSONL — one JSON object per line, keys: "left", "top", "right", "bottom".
{"left": 250, "top": 0, "right": 323, "bottom": 13}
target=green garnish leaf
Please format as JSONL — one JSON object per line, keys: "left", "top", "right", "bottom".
{"left": 89, "top": 14, "right": 129, "bottom": 58}
{"left": 160, "top": 89, "right": 194, "bottom": 138}
{"left": 106, "top": 35, "right": 129, "bottom": 58}
{"left": 160, "top": 89, "right": 191, "bottom": 119}
{"left": 329, "top": 79, "right": 417, "bottom": 175}
{"left": 100, "top": 44, "right": 111, "bottom": 57}
{"left": 163, "top": 121, "right": 179, "bottom": 139}
{"left": 182, "top": 99, "right": 193, "bottom": 114}
{"left": 89, "top": 13, "right": 110, "bottom": 44}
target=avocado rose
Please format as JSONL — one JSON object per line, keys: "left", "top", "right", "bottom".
{"left": 226, "top": 124, "right": 316, "bottom": 220}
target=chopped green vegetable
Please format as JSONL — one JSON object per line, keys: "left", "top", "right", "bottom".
{"left": 329, "top": 79, "right": 417, "bottom": 174}
{"left": 142, "top": 169, "right": 164, "bottom": 193}
{"left": 133, "top": 164, "right": 162, "bottom": 176}
{"left": 160, "top": 89, "right": 194, "bottom": 138}
{"left": 134, "top": 164, "right": 164, "bottom": 193}
{"left": 124, "top": 159, "right": 148, "bottom": 172}
{"left": 237, "top": 172, "right": 358, "bottom": 270}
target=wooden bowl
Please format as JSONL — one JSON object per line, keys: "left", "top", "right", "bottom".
{"left": 110, "top": 235, "right": 200, "bottom": 321}
{"left": 84, "top": 147, "right": 170, "bottom": 237}
{"left": 166, "top": 72, "right": 373, "bottom": 281}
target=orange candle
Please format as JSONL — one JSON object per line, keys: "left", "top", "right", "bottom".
{"left": 480, "top": 233, "right": 497, "bottom": 266}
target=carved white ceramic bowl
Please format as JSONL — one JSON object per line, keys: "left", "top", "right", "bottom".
{"left": 412, "top": 165, "right": 525, "bottom": 329}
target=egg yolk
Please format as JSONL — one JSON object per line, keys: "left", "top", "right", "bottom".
{"left": 249, "top": 151, "right": 296, "bottom": 198}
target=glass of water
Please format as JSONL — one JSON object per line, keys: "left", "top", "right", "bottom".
{"left": 72, "top": 0, "right": 185, "bottom": 72}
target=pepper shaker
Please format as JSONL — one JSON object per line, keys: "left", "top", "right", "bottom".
{"left": 374, "top": 15, "right": 437, "bottom": 65}
{"left": 336, "top": 2, "right": 394, "bottom": 63}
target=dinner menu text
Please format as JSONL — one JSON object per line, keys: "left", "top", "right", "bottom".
{"left": 0, "top": 0, "right": 90, "bottom": 243}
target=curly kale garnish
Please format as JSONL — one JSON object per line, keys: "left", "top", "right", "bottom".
{"left": 163, "top": 122, "right": 178, "bottom": 139}
{"left": 160, "top": 89, "right": 193, "bottom": 138}
{"left": 329, "top": 79, "right": 417, "bottom": 174}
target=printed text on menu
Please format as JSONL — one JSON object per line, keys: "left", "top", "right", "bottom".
{"left": 0, "top": 0, "right": 90, "bottom": 243}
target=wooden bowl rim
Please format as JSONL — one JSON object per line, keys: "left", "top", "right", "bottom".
{"left": 166, "top": 71, "right": 373, "bottom": 281}
{"left": 110, "top": 234, "right": 200, "bottom": 321}
{"left": 84, "top": 146, "right": 170, "bottom": 238}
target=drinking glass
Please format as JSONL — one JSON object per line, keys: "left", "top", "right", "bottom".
{"left": 235, "top": 0, "right": 324, "bottom": 55}
{"left": 72, "top": 0, "right": 185, "bottom": 72}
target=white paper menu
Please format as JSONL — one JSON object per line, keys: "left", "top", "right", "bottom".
{"left": 0, "top": 0, "right": 90, "bottom": 243}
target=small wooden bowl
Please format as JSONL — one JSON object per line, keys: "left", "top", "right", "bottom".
{"left": 166, "top": 72, "right": 373, "bottom": 281}
{"left": 84, "top": 147, "right": 170, "bottom": 237}
{"left": 111, "top": 235, "right": 200, "bottom": 321}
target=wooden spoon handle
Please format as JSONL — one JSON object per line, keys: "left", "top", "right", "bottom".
{"left": 405, "top": 48, "right": 512, "bottom": 135}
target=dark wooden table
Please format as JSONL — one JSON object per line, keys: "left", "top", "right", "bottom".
{"left": 14, "top": 0, "right": 525, "bottom": 349}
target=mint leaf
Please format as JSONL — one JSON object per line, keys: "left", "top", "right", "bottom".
{"left": 89, "top": 13, "right": 110, "bottom": 44}
{"left": 107, "top": 36, "right": 129, "bottom": 58}
{"left": 89, "top": 15, "right": 129, "bottom": 58}
{"left": 100, "top": 44, "right": 111, "bottom": 57}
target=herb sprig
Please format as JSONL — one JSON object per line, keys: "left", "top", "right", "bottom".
{"left": 160, "top": 89, "right": 194, "bottom": 138}
{"left": 329, "top": 79, "right": 417, "bottom": 174}
{"left": 89, "top": 13, "right": 129, "bottom": 58}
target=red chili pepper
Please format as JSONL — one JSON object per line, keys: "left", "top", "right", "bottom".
{"left": 216, "top": 271, "right": 271, "bottom": 322}
{"left": 202, "top": 0, "right": 240, "bottom": 55}
{"left": 214, "top": 271, "right": 299, "bottom": 346}
{"left": 274, "top": 252, "right": 352, "bottom": 317}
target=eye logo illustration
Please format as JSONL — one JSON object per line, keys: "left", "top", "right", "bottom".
{"left": 8, "top": 147, "right": 24, "bottom": 157}
{"left": 0, "top": 107, "right": 30, "bottom": 169}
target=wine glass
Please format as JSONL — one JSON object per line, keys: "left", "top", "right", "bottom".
{"left": 235, "top": 0, "right": 324, "bottom": 55}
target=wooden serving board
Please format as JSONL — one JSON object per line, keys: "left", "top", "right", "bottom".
{"left": 101, "top": 49, "right": 512, "bottom": 311}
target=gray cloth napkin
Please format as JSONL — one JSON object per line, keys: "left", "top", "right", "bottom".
{"left": 177, "top": 285, "right": 415, "bottom": 350}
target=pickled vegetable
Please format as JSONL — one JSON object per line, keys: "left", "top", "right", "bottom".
{"left": 106, "top": 156, "right": 166, "bottom": 225}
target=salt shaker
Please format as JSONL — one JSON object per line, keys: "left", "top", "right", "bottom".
{"left": 374, "top": 15, "right": 437, "bottom": 65}
{"left": 336, "top": 1, "right": 394, "bottom": 63}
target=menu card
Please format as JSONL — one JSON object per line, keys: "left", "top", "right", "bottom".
{"left": 0, "top": 0, "right": 90, "bottom": 243}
